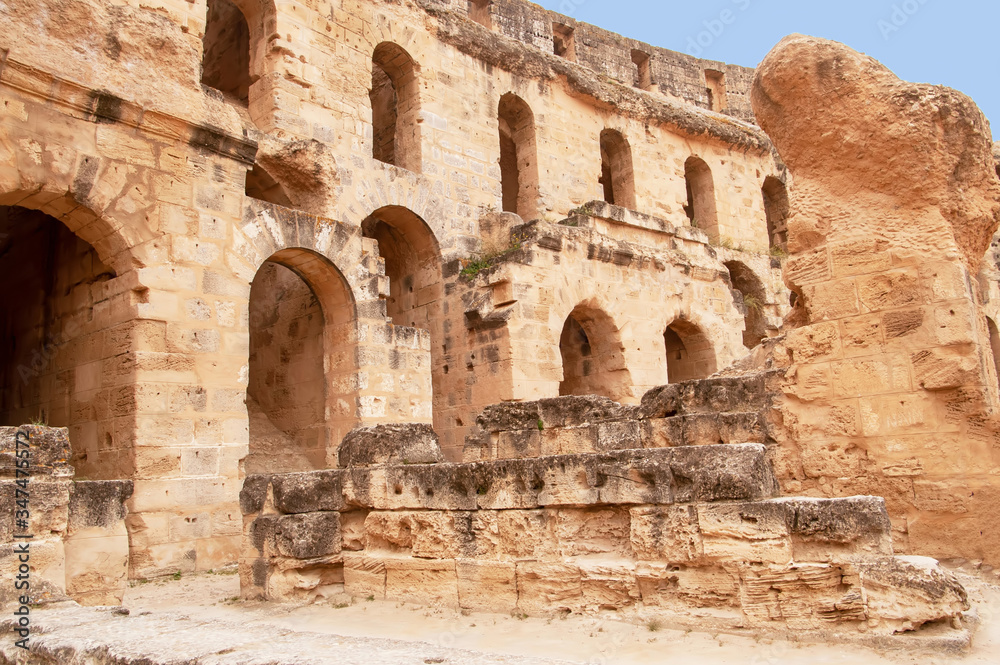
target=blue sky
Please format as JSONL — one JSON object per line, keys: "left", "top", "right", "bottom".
{"left": 533, "top": 0, "right": 999, "bottom": 130}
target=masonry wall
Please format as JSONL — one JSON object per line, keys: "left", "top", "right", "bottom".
{"left": 0, "top": 0, "right": 784, "bottom": 578}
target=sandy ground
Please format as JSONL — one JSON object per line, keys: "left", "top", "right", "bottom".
{"left": 118, "top": 567, "right": 1000, "bottom": 665}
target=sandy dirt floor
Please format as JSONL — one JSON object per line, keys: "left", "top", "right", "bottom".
{"left": 119, "top": 566, "right": 1000, "bottom": 665}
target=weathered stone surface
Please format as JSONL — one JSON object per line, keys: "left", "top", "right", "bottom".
{"left": 0, "top": 426, "right": 72, "bottom": 476}
{"left": 67, "top": 480, "right": 133, "bottom": 534}
{"left": 273, "top": 513, "right": 341, "bottom": 560}
{"left": 339, "top": 424, "right": 444, "bottom": 468}
{"left": 858, "top": 556, "right": 969, "bottom": 632}
{"left": 271, "top": 471, "right": 344, "bottom": 514}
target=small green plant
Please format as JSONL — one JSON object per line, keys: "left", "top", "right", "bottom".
{"left": 768, "top": 244, "right": 789, "bottom": 259}
{"left": 647, "top": 619, "right": 663, "bottom": 632}
{"left": 171, "top": 572, "right": 182, "bottom": 581}
{"left": 366, "top": 594, "right": 375, "bottom": 602}
{"left": 742, "top": 294, "right": 764, "bottom": 313}
{"left": 30, "top": 414, "right": 47, "bottom": 426}
{"left": 512, "top": 611, "right": 528, "bottom": 620}
{"left": 459, "top": 231, "right": 530, "bottom": 278}
{"left": 536, "top": 418, "right": 544, "bottom": 431}
{"left": 333, "top": 602, "right": 350, "bottom": 609}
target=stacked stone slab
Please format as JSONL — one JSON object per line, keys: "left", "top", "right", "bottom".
{"left": 240, "top": 402, "right": 969, "bottom": 639}
{"left": 462, "top": 371, "right": 782, "bottom": 461}
{"left": 0, "top": 426, "right": 133, "bottom": 607}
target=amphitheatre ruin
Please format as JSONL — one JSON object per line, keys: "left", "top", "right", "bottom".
{"left": 1, "top": 0, "right": 999, "bottom": 662}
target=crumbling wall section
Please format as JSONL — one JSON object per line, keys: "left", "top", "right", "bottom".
{"left": 241, "top": 417, "right": 970, "bottom": 640}
{"left": 752, "top": 35, "right": 1000, "bottom": 565}
{"left": 0, "top": 426, "right": 132, "bottom": 608}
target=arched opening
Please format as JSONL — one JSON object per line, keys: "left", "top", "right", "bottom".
{"left": 245, "top": 163, "right": 293, "bottom": 207}
{"left": 599, "top": 129, "right": 636, "bottom": 210}
{"left": 724, "top": 261, "right": 768, "bottom": 349}
{"left": 498, "top": 93, "right": 539, "bottom": 220}
{"left": 558, "top": 302, "right": 632, "bottom": 402}
{"left": 202, "top": 0, "right": 252, "bottom": 105}
{"left": 762, "top": 176, "right": 789, "bottom": 252}
{"left": 684, "top": 156, "right": 718, "bottom": 240}
{"left": 664, "top": 319, "right": 717, "bottom": 383}
{"left": 371, "top": 42, "right": 421, "bottom": 172}
{"left": 247, "top": 248, "right": 357, "bottom": 474}
{"left": 361, "top": 206, "right": 443, "bottom": 420}
{"left": 987, "top": 317, "right": 1000, "bottom": 393}
{"left": 0, "top": 205, "right": 130, "bottom": 479}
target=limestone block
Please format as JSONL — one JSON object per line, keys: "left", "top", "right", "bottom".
{"left": 629, "top": 505, "right": 702, "bottom": 562}
{"left": 515, "top": 561, "right": 582, "bottom": 614}
{"left": 340, "top": 511, "right": 367, "bottom": 551}
{"left": 858, "top": 556, "right": 968, "bottom": 634}
{"left": 343, "top": 554, "right": 386, "bottom": 600}
{"left": 0, "top": 426, "right": 72, "bottom": 476}
{"left": 270, "top": 470, "right": 344, "bottom": 514}
{"left": 579, "top": 562, "right": 640, "bottom": 610}
{"left": 634, "top": 562, "right": 739, "bottom": 609}
{"left": 273, "top": 512, "right": 341, "bottom": 560}
{"left": 64, "top": 523, "right": 130, "bottom": 606}
{"left": 384, "top": 558, "right": 459, "bottom": 608}
{"left": 553, "top": 507, "right": 630, "bottom": 558}
{"left": 0, "top": 539, "right": 68, "bottom": 608}
{"left": 267, "top": 557, "right": 345, "bottom": 603}
{"left": 698, "top": 502, "right": 792, "bottom": 564}
{"left": 63, "top": 480, "right": 132, "bottom": 606}
{"left": 737, "top": 563, "right": 866, "bottom": 630}
{"left": 470, "top": 510, "right": 558, "bottom": 560}
{"left": 456, "top": 560, "right": 517, "bottom": 613}
{"left": 339, "top": 423, "right": 443, "bottom": 467}
{"left": 777, "top": 496, "right": 893, "bottom": 561}
{"left": 496, "top": 429, "right": 541, "bottom": 458}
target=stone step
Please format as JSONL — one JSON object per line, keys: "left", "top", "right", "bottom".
{"left": 462, "top": 372, "right": 782, "bottom": 461}
{"left": 639, "top": 370, "right": 783, "bottom": 419}
{"left": 242, "top": 443, "right": 780, "bottom": 515}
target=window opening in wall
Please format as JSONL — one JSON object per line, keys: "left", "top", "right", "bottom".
{"left": 664, "top": 319, "right": 717, "bottom": 383}
{"left": 498, "top": 94, "right": 539, "bottom": 220}
{"left": 724, "top": 261, "right": 768, "bottom": 349}
{"left": 468, "top": 0, "right": 492, "bottom": 28}
{"left": 683, "top": 156, "right": 718, "bottom": 240}
{"left": 631, "top": 49, "right": 653, "bottom": 91}
{"left": 558, "top": 303, "right": 631, "bottom": 401}
{"left": 705, "top": 69, "right": 727, "bottom": 112}
{"left": 599, "top": 129, "right": 636, "bottom": 210}
{"left": 552, "top": 22, "right": 576, "bottom": 61}
{"left": 762, "top": 176, "right": 790, "bottom": 252}
{"left": 371, "top": 43, "right": 422, "bottom": 172}
{"left": 201, "top": 0, "right": 251, "bottom": 105}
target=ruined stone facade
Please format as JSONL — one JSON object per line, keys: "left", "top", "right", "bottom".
{"left": 0, "top": 0, "right": 998, "bottom": 644}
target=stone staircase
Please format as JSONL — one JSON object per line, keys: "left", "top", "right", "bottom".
{"left": 461, "top": 370, "right": 782, "bottom": 461}
{"left": 239, "top": 387, "right": 972, "bottom": 640}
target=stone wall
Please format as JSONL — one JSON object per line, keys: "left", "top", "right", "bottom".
{"left": 240, "top": 414, "right": 970, "bottom": 640}
{"left": 0, "top": 426, "right": 132, "bottom": 608}
{"left": 752, "top": 36, "right": 1000, "bottom": 564}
